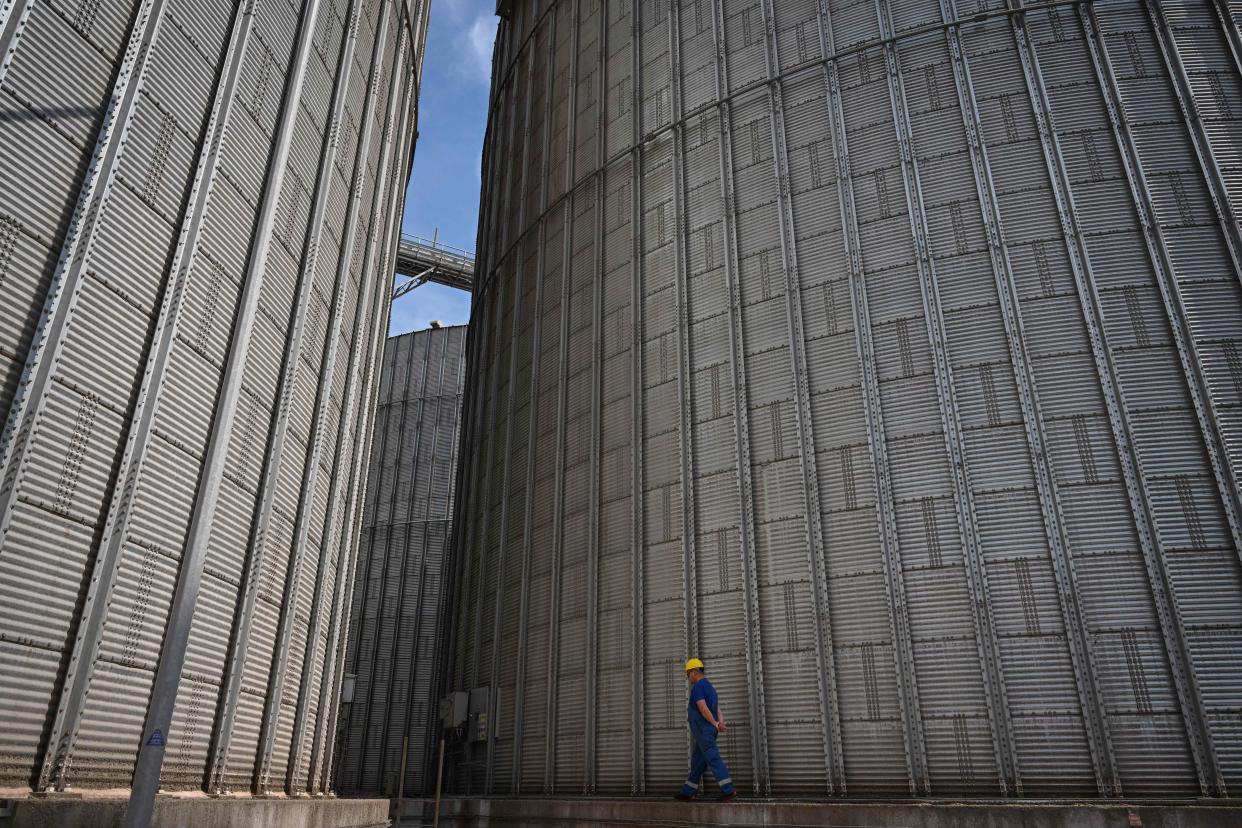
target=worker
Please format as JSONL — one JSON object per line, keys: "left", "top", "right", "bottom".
{"left": 674, "top": 658, "right": 737, "bottom": 802}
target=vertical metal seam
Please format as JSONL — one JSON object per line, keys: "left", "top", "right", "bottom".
{"left": 1141, "top": 0, "right": 1242, "bottom": 529}
{"left": 327, "top": 332, "right": 401, "bottom": 792}
{"left": 543, "top": 0, "right": 582, "bottom": 792}
{"left": 312, "top": 73, "right": 416, "bottom": 790}
{"left": 469, "top": 60, "right": 522, "bottom": 730}
{"left": 955, "top": 4, "right": 1116, "bottom": 795}
{"left": 803, "top": 0, "right": 852, "bottom": 795}
{"left": 436, "top": 325, "right": 467, "bottom": 755}
{"left": 763, "top": 0, "right": 859, "bottom": 795}
{"left": 511, "top": 224, "right": 545, "bottom": 794}
{"left": 441, "top": 63, "right": 499, "bottom": 792}
{"left": 540, "top": 189, "right": 570, "bottom": 794}
{"left": 1020, "top": 4, "right": 1222, "bottom": 797}
{"left": 882, "top": 0, "right": 1020, "bottom": 795}
{"left": 584, "top": 0, "right": 607, "bottom": 793}
{"left": 483, "top": 220, "right": 526, "bottom": 796}
{"left": 257, "top": 1, "right": 397, "bottom": 792}
{"left": 314, "top": 419, "right": 373, "bottom": 792}
{"left": 459, "top": 23, "right": 519, "bottom": 726}
{"left": 124, "top": 0, "right": 326, "bottom": 820}
{"left": 300, "top": 9, "right": 402, "bottom": 789}
{"left": 287, "top": 19, "right": 415, "bottom": 794}
{"left": 442, "top": 207, "right": 480, "bottom": 709}
{"left": 397, "top": 332, "right": 453, "bottom": 796}
{"left": 668, "top": 0, "right": 700, "bottom": 663}
{"left": 321, "top": 279, "right": 397, "bottom": 794}
{"left": 464, "top": 279, "right": 506, "bottom": 795}
{"left": 485, "top": 33, "right": 537, "bottom": 794}
{"left": 455, "top": 282, "right": 493, "bottom": 702}
{"left": 297, "top": 37, "right": 392, "bottom": 788}
{"left": 1008, "top": 7, "right": 1121, "bottom": 795}
{"left": 207, "top": 0, "right": 366, "bottom": 790}
{"left": 0, "top": 0, "right": 37, "bottom": 86}
{"left": 339, "top": 194, "right": 418, "bottom": 791}
{"left": 353, "top": 307, "right": 427, "bottom": 794}
{"left": 448, "top": 27, "right": 505, "bottom": 719}
{"left": 465, "top": 196, "right": 510, "bottom": 718}
{"left": 435, "top": 325, "right": 467, "bottom": 717}
{"left": 1081, "top": 2, "right": 1229, "bottom": 795}
{"left": 431, "top": 324, "right": 468, "bottom": 783}
{"left": 506, "top": 19, "right": 545, "bottom": 796}
{"left": 376, "top": 330, "right": 435, "bottom": 792}
{"left": 939, "top": 0, "right": 1033, "bottom": 796}
{"left": 315, "top": 19, "right": 412, "bottom": 794}
{"left": 1211, "top": 0, "right": 1242, "bottom": 83}
{"left": 0, "top": 0, "right": 163, "bottom": 505}
{"left": 511, "top": 7, "right": 558, "bottom": 791}
{"left": 402, "top": 331, "right": 455, "bottom": 794}
{"left": 629, "top": 0, "right": 646, "bottom": 794}
{"left": 35, "top": 0, "right": 243, "bottom": 792}
{"left": 760, "top": 0, "right": 828, "bottom": 794}
{"left": 816, "top": 2, "right": 926, "bottom": 795}
{"left": 1144, "top": 0, "right": 1242, "bottom": 277}
{"left": 767, "top": 95, "right": 850, "bottom": 788}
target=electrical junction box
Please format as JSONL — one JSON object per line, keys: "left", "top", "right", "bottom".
{"left": 467, "top": 687, "right": 491, "bottom": 743}
{"left": 440, "top": 691, "right": 468, "bottom": 729}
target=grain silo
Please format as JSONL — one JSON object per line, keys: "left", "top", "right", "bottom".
{"left": 0, "top": 0, "right": 427, "bottom": 817}
{"left": 337, "top": 323, "right": 466, "bottom": 799}
{"left": 450, "top": 0, "right": 1242, "bottom": 801}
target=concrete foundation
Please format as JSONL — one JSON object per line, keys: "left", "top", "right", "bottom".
{"left": 406, "top": 796, "right": 1242, "bottom": 827}
{"left": 1, "top": 793, "right": 388, "bottom": 828}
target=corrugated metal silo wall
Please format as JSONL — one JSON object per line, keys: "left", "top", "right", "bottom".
{"left": 452, "top": 0, "right": 1242, "bottom": 800}
{"left": 0, "top": 0, "right": 429, "bottom": 796}
{"left": 337, "top": 324, "right": 466, "bottom": 797}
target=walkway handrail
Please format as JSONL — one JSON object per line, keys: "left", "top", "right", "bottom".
{"left": 394, "top": 235, "right": 475, "bottom": 296}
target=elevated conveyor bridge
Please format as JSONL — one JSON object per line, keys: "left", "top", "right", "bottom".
{"left": 393, "top": 235, "right": 474, "bottom": 297}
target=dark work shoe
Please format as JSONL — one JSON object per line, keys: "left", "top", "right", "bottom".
{"left": 718, "top": 792, "right": 737, "bottom": 802}
{"left": 674, "top": 792, "right": 695, "bottom": 801}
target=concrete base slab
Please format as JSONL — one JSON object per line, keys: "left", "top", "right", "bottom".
{"left": 3, "top": 793, "right": 388, "bottom": 828}
{"left": 406, "top": 796, "right": 1242, "bottom": 828}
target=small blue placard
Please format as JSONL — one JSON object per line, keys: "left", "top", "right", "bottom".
{"left": 147, "top": 728, "right": 165, "bottom": 747}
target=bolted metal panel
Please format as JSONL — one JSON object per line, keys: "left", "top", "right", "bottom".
{"left": 337, "top": 324, "right": 466, "bottom": 798}
{"left": 0, "top": 0, "right": 427, "bottom": 798}
{"left": 453, "top": 0, "right": 1242, "bottom": 799}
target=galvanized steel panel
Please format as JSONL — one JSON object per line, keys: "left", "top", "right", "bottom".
{"left": 338, "top": 325, "right": 466, "bottom": 797}
{"left": 0, "top": 0, "right": 426, "bottom": 798}
{"left": 453, "top": 0, "right": 1242, "bottom": 800}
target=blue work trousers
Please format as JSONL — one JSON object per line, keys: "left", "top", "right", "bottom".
{"left": 678, "top": 726, "right": 734, "bottom": 797}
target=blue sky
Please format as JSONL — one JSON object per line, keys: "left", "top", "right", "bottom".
{"left": 390, "top": 0, "right": 496, "bottom": 335}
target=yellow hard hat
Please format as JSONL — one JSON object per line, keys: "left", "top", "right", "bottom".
{"left": 684, "top": 658, "right": 705, "bottom": 673}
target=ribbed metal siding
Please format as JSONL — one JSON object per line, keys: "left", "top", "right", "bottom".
{"left": 337, "top": 324, "right": 465, "bottom": 797}
{"left": 0, "top": 0, "right": 428, "bottom": 795}
{"left": 454, "top": 0, "right": 1242, "bottom": 799}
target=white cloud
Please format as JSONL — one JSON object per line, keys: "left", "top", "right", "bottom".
{"left": 463, "top": 14, "right": 496, "bottom": 85}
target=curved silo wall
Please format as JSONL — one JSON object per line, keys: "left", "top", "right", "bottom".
{"left": 451, "top": 0, "right": 1242, "bottom": 800}
{"left": 0, "top": 0, "right": 429, "bottom": 796}
{"left": 337, "top": 324, "right": 465, "bottom": 798}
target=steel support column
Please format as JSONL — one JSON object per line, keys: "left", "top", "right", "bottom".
{"left": 33, "top": 0, "right": 239, "bottom": 793}
{"left": 510, "top": 5, "right": 557, "bottom": 793}
{"left": 541, "top": 0, "right": 581, "bottom": 794}
{"left": 882, "top": 0, "right": 1020, "bottom": 795}
{"left": 126, "top": 0, "right": 326, "bottom": 820}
